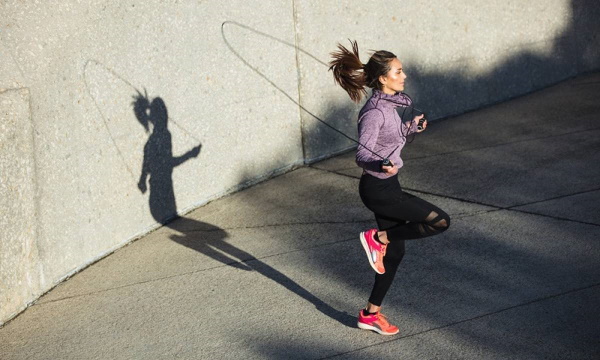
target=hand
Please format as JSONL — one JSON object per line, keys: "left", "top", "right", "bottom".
{"left": 382, "top": 164, "right": 399, "bottom": 176}
{"left": 138, "top": 179, "right": 147, "bottom": 194}
{"left": 188, "top": 144, "right": 202, "bottom": 157}
{"left": 190, "top": 144, "right": 202, "bottom": 157}
{"left": 414, "top": 114, "right": 427, "bottom": 133}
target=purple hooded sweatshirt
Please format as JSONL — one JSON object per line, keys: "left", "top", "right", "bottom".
{"left": 356, "top": 89, "right": 418, "bottom": 179}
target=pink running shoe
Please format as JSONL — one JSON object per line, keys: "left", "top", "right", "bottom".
{"left": 359, "top": 229, "right": 386, "bottom": 274}
{"left": 357, "top": 310, "right": 399, "bottom": 335}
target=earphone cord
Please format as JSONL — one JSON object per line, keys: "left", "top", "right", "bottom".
{"left": 396, "top": 92, "right": 422, "bottom": 143}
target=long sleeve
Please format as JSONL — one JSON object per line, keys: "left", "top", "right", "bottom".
{"left": 356, "top": 109, "right": 385, "bottom": 173}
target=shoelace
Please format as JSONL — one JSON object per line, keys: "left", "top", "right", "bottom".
{"left": 376, "top": 313, "right": 391, "bottom": 327}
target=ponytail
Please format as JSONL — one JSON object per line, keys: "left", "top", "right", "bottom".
{"left": 329, "top": 40, "right": 397, "bottom": 103}
{"left": 329, "top": 40, "right": 367, "bottom": 103}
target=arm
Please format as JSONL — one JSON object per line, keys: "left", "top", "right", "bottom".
{"left": 356, "top": 110, "right": 385, "bottom": 173}
{"left": 172, "top": 144, "right": 201, "bottom": 167}
{"left": 138, "top": 144, "right": 149, "bottom": 193}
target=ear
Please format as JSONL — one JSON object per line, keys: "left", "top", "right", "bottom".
{"left": 378, "top": 74, "right": 387, "bottom": 86}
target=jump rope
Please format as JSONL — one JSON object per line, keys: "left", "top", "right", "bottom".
{"left": 83, "top": 59, "right": 202, "bottom": 182}
{"left": 221, "top": 21, "right": 427, "bottom": 167}
{"left": 85, "top": 22, "right": 427, "bottom": 180}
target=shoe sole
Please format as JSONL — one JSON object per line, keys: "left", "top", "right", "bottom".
{"left": 357, "top": 321, "right": 399, "bottom": 336}
{"left": 359, "top": 232, "right": 385, "bottom": 274}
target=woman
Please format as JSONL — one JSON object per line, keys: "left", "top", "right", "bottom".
{"left": 329, "top": 41, "right": 450, "bottom": 335}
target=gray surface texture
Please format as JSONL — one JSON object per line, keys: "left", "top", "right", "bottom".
{"left": 0, "top": 88, "right": 41, "bottom": 322}
{"left": 0, "top": 72, "right": 599, "bottom": 359}
{"left": 1, "top": 0, "right": 600, "bottom": 327}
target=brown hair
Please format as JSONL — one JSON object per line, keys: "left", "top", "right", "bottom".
{"left": 329, "top": 40, "right": 397, "bottom": 103}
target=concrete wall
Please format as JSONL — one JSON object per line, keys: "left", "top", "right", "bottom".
{"left": 1, "top": 0, "right": 598, "bottom": 324}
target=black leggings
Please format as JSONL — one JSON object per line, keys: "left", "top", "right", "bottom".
{"left": 359, "top": 172, "right": 450, "bottom": 306}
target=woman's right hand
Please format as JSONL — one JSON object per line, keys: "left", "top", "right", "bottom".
{"left": 382, "top": 164, "right": 398, "bottom": 176}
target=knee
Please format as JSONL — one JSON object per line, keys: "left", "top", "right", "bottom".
{"left": 426, "top": 211, "right": 450, "bottom": 233}
{"left": 438, "top": 213, "right": 450, "bottom": 232}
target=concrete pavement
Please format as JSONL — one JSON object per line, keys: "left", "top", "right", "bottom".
{"left": 1, "top": 73, "right": 599, "bottom": 359}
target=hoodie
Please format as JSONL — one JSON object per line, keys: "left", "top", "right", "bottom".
{"left": 356, "top": 89, "right": 418, "bottom": 179}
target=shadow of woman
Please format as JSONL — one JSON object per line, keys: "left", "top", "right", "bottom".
{"left": 168, "top": 218, "right": 356, "bottom": 327}
{"left": 133, "top": 92, "right": 201, "bottom": 223}
{"left": 133, "top": 92, "right": 354, "bottom": 327}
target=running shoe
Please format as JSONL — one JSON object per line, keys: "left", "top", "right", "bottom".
{"left": 359, "top": 229, "right": 386, "bottom": 274}
{"left": 357, "top": 310, "right": 399, "bottom": 336}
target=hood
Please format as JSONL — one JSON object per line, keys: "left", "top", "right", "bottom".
{"left": 370, "top": 89, "right": 412, "bottom": 108}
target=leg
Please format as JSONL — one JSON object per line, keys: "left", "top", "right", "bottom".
{"left": 358, "top": 228, "right": 404, "bottom": 336}
{"left": 364, "top": 194, "right": 447, "bottom": 308}
{"left": 367, "top": 239, "right": 405, "bottom": 307}
{"left": 357, "top": 175, "right": 448, "bottom": 335}
{"left": 377, "top": 192, "right": 451, "bottom": 241}
{"left": 358, "top": 215, "right": 405, "bottom": 336}
{"left": 359, "top": 174, "right": 450, "bottom": 242}
{"left": 365, "top": 214, "right": 406, "bottom": 308}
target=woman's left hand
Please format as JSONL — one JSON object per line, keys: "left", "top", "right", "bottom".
{"left": 414, "top": 114, "right": 427, "bottom": 133}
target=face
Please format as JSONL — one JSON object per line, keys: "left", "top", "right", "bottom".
{"left": 379, "top": 58, "right": 406, "bottom": 94}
